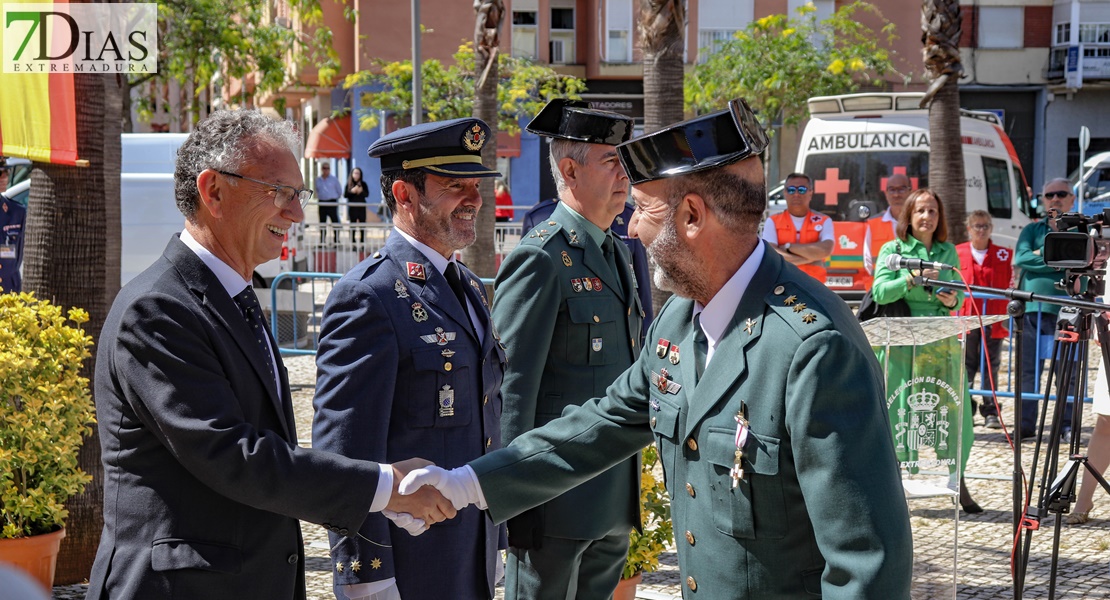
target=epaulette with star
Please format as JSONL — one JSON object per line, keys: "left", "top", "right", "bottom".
{"left": 764, "top": 282, "right": 832, "bottom": 339}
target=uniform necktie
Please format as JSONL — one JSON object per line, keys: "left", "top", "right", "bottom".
{"left": 693, "top": 312, "right": 708, "bottom": 382}
{"left": 234, "top": 286, "right": 276, "bottom": 383}
{"left": 602, "top": 235, "right": 625, "bottom": 297}
{"left": 445, "top": 262, "right": 470, "bottom": 315}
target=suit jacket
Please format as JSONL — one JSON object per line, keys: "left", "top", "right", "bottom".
{"left": 313, "top": 230, "right": 507, "bottom": 599}
{"left": 88, "top": 235, "right": 381, "bottom": 600}
{"left": 471, "top": 246, "right": 913, "bottom": 599}
{"left": 493, "top": 202, "right": 642, "bottom": 541}
{"left": 523, "top": 199, "right": 653, "bottom": 333}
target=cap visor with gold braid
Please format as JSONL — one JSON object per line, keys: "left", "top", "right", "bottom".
{"left": 368, "top": 117, "right": 502, "bottom": 179}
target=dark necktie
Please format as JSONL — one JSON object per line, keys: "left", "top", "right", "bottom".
{"left": 602, "top": 235, "right": 625, "bottom": 297}
{"left": 445, "top": 262, "right": 470, "bottom": 315}
{"left": 234, "top": 286, "right": 276, "bottom": 384}
{"left": 693, "top": 312, "right": 708, "bottom": 382}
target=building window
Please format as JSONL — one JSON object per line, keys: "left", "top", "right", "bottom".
{"left": 979, "top": 7, "right": 1023, "bottom": 49}
{"left": 697, "top": 0, "right": 753, "bottom": 63}
{"left": 550, "top": 6, "right": 575, "bottom": 63}
{"left": 1079, "top": 23, "right": 1110, "bottom": 44}
{"left": 1055, "top": 22, "right": 1071, "bottom": 46}
{"left": 606, "top": 0, "right": 632, "bottom": 62}
{"left": 512, "top": 11, "right": 537, "bottom": 59}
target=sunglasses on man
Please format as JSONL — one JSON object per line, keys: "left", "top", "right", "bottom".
{"left": 1040, "top": 190, "right": 1072, "bottom": 199}
{"left": 786, "top": 186, "right": 809, "bottom": 195}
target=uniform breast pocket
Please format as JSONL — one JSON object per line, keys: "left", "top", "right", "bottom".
{"left": 649, "top": 392, "right": 681, "bottom": 487}
{"left": 564, "top": 296, "right": 619, "bottom": 366}
{"left": 406, "top": 345, "right": 473, "bottom": 428}
{"left": 706, "top": 427, "right": 787, "bottom": 540}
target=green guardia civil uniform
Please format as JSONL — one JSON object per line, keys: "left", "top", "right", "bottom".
{"left": 491, "top": 200, "right": 643, "bottom": 598}
{"left": 472, "top": 246, "right": 914, "bottom": 599}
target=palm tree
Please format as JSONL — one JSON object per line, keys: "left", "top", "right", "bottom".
{"left": 639, "top": 0, "right": 686, "bottom": 313}
{"left": 921, "top": 0, "right": 967, "bottom": 244}
{"left": 22, "top": 72, "right": 121, "bottom": 582}
{"left": 465, "top": 0, "right": 505, "bottom": 281}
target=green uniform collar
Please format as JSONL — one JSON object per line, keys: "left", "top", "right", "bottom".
{"left": 554, "top": 202, "right": 607, "bottom": 248}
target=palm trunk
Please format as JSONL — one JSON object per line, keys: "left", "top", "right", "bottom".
{"left": 639, "top": 0, "right": 686, "bottom": 312}
{"left": 465, "top": 0, "right": 504, "bottom": 281}
{"left": 22, "top": 72, "right": 115, "bottom": 585}
{"left": 927, "top": 78, "right": 966, "bottom": 244}
{"left": 922, "top": 0, "right": 967, "bottom": 244}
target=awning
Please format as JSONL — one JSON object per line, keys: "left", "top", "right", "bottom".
{"left": 305, "top": 115, "right": 351, "bottom": 159}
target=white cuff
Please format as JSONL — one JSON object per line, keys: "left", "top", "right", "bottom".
{"left": 369, "top": 463, "right": 394, "bottom": 514}
{"left": 461, "top": 465, "right": 488, "bottom": 510}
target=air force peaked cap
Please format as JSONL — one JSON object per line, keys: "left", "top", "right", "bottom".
{"left": 616, "top": 98, "right": 769, "bottom": 185}
{"left": 526, "top": 99, "right": 633, "bottom": 145}
{"left": 368, "top": 118, "right": 501, "bottom": 178}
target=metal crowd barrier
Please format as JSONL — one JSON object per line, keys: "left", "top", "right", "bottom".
{"left": 964, "top": 292, "right": 1096, "bottom": 405}
{"left": 297, "top": 221, "right": 524, "bottom": 274}
{"left": 265, "top": 271, "right": 495, "bottom": 357}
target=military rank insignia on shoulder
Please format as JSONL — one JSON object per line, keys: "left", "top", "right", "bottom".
{"left": 765, "top": 283, "right": 830, "bottom": 338}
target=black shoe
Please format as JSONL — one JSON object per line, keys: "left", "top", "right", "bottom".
{"left": 1019, "top": 429, "right": 1037, "bottom": 440}
{"left": 985, "top": 415, "right": 1002, "bottom": 430}
{"left": 959, "top": 479, "right": 983, "bottom": 514}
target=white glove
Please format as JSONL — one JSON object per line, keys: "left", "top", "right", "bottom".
{"left": 399, "top": 465, "right": 486, "bottom": 510}
{"left": 381, "top": 509, "right": 427, "bottom": 536}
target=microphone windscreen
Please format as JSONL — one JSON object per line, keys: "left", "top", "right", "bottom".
{"left": 885, "top": 253, "right": 903, "bottom": 271}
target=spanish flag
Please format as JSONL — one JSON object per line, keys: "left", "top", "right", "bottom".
{"left": 0, "top": 0, "right": 79, "bottom": 165}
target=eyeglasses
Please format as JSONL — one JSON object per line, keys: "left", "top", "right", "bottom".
{"left": 216, "top": 170, "right": 314, "bottom": 209}
{"left": 1041, "top": 191, "right": 1072, "bottom": 199}
{"left": 968, "top": 223, "right": 991, "bottom": 231}
{"left": 786, "top": 186, "right": 809, "bottom": 195}
{"left": 886, "top": 186, "right": 910, "bottom": 194}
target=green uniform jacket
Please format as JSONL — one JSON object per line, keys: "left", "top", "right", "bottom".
{"left": 473, "top": 247, "right": 913, "bottom": 599}
{"left": 492, "top": 202, "right": 643, "bottom": 539}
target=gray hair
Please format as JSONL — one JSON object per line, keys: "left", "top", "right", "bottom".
{"left": 379, "top": 170, "right": 427, "bottom": 214}
{"left": 174, "top": 109, "right": 301, "bottom": 220}
{"left": 1043, "top": 177, "right": 1072, "bottom": 191}
{"left": 548, "top": 139, "right": 593, "bottom": 195}
{"left": 665, "top": 168, "right": 766, "bottom": 235}
{"left": 966, "top": 209, "right": 992, "bottom": 226}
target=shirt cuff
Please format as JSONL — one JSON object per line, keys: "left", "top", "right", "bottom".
{"left": 369, "top": 464, "right": 394, "bottom": 514}
{"left": 462, "top": 465, "right": 489, "bottom": 510}
{"left": 342, "top": 579, "right": 398, "bottom": 600}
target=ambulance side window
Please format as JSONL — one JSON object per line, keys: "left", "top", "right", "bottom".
{"left": 982, "top": 157, "right": 1012, "bottom": 220}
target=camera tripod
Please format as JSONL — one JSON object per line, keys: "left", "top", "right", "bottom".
{"left": 1018, "top": 303, "right": 1110, "bottom": 600}
{"left": 915, "top": 275, "right": 1110, "bottom": 599}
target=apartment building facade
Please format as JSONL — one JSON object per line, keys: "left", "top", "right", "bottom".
{"left": 163, "top": 0, "right": 1107, "bottom": 203}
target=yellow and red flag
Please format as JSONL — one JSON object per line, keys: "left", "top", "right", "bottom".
{"left": 0, "top": 0, "right": 78, "bottom": 165}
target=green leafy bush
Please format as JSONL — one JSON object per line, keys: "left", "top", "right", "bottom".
{"left": 624, "top": 444, "right": 674, "bottom": 579}
{"left": 0, "top": 292, "right": 95, "bottom": 539}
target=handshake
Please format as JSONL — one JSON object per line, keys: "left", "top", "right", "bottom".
{"left": 384, "top": 459, "right": 486, "bottom": 536}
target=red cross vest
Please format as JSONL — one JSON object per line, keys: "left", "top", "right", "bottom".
{"left": 771, "top": 210, "right": 831, "bottom": 281}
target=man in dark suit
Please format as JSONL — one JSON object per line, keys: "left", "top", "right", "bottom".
{"left": 313, "top": 118, "right": 508, "bottom": 600}
{"left": 401, "top": 99, "right": 914, "bottom": 599}
{"left": 523, "top": 198, "right": 653, "bottom": 333}
{"left": 493, "top": 100, "right": 642, "bottom": 599}
{"left": 87, "top": 109, "right": 453, "bottom": 600}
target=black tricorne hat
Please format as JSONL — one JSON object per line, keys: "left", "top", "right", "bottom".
{"left": 526, "top": 99, "right": 633, "bottom": 145}
{"left": 616, "top": 99, "right": 769, "bottom": 185}
{"left": 368, "top": 118, "right": 501, "bottom": 178}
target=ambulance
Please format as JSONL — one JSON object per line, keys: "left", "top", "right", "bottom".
{"left": 794, "top": 92, "right": 1035, "bottom": 299}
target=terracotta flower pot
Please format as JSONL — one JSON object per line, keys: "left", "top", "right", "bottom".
{"left": 613, "top": 571, "right": 642, "bottom": 600}
{"left": 0, "top": 528, "right": 66, "bottom": 591}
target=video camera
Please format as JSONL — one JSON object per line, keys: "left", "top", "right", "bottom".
{"left": 1044, "top": 209, "right": 1110, "bottom": 271}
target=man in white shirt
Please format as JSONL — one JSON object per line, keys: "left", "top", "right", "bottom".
{"left": 315, "top": 162, "right": 344, "bottom": 243}
{"left": 864, "top": 172, "right": 913, "bottom": 273}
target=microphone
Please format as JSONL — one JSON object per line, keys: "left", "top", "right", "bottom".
{"left": 884, "top": 254, "right": 956, "bottom": 272}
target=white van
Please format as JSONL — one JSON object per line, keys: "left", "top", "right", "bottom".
{"left": 121, "top": 133, "right": 300, "bottom": 287}
{"left": 1070, "top": 151, "right": 1110, "bottom": 215}
{"left": 794, "top": 92, "right": 1036, "bottom": 295}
